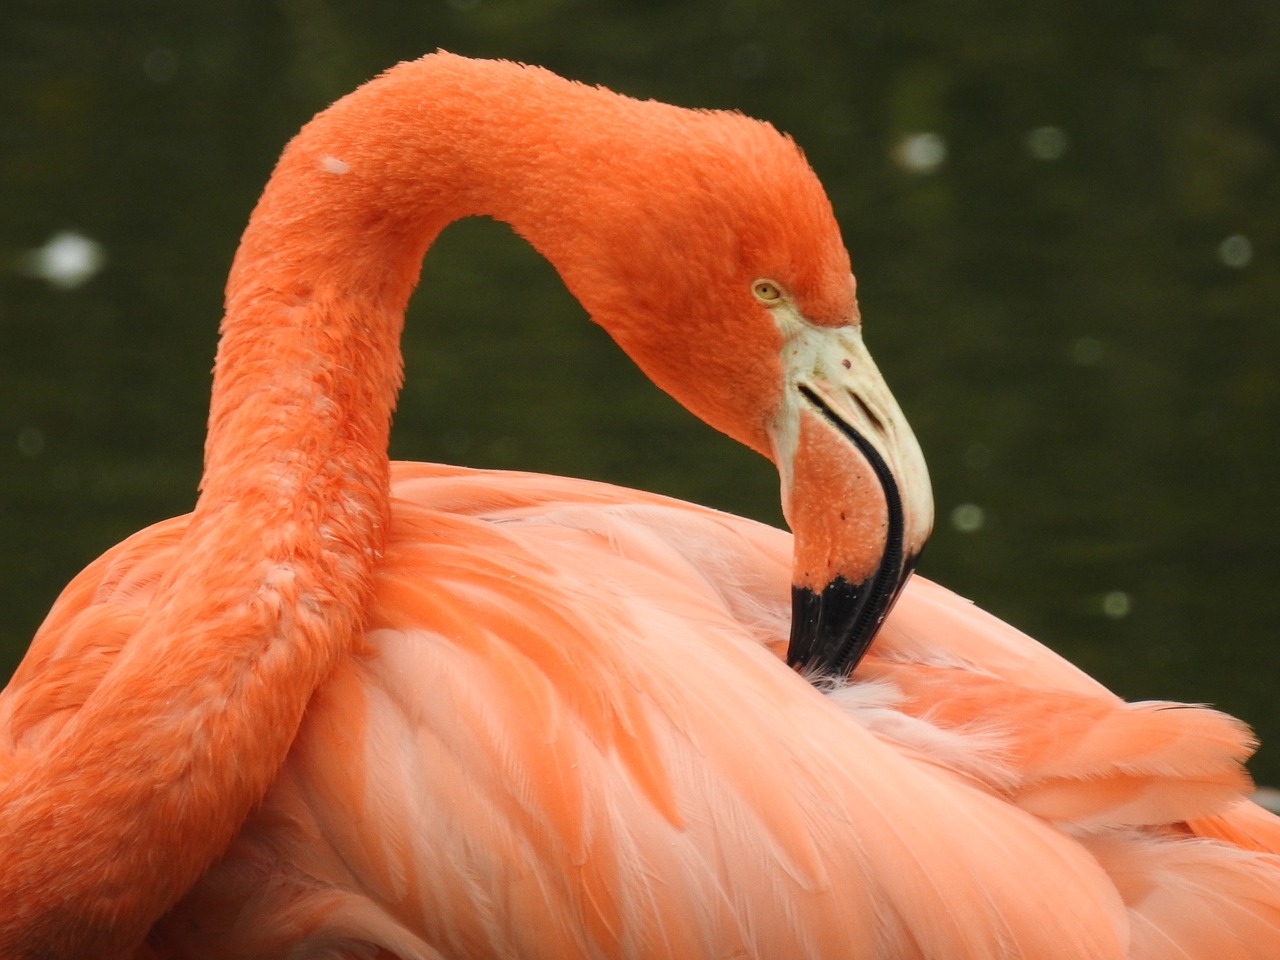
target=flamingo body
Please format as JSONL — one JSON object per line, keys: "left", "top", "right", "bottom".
{"left": 8, "top": 464, "right": 1279, "bottom": 958}
{"left": 2, "top": 53, "right": 1280, "bottom": 959}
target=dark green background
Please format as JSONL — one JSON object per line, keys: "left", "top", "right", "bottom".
{"left": 4, "top": 1, "right": 1278, "bottom": 780}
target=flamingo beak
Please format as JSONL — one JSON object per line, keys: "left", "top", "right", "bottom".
{"left": 772, "top": 319, "right": 934, "bottom": 679}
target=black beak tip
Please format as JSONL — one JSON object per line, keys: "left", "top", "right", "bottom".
{"left": 786, "top": 553, "right": 920, "bottom": 680}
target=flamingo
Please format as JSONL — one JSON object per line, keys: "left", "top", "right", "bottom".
{"left": 2, "top": 52, "right": 1279, "bottom": 959}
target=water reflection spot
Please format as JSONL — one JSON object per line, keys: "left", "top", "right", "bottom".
{"left": 1102, "top": 590, "right": 1131, "bottom": 619}
{"left": 895, "top": 133, "right": 947, "bottom": 174}
{"left": 1025, "top": 126, "right": 1068, "bottom": 161}
{"left": 321, "top": 156, "right": 350, "bottom": 174}
{"left": 1070, "top": 336, "right": 1103, "bottom": 366}
{"left": 950, "top": 503, "right": 985, "bottom": 533}
{"left": 21, "top": 231, "right": 106, "bottom": 289}
{"left": 143, "top": 48, "right": 178, "bottom": 84}
{"left": 17, "top": 427, "right": 45, "bottom": 459}
{"left": 1218, "top": 234, "right": 1253, "bottom": 269}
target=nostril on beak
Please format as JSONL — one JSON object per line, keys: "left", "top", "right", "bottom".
{"left": 847, "top": 391, "right": 884, "bottom": 434}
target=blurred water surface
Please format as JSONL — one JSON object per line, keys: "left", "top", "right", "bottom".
{"left": 3, "top": 1, "right": 1278, "bottom": 778}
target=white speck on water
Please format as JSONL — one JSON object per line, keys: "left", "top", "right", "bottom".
{"left": 895, "top": 132, "right": 948, "bottom": 174}
{"left": 1025, "top": 125, "right": 1068, "bottom": 161}
{"left": 321, "top": 155, "right": 350, "bottom": 174}
{"left": 16, "top": 426, "right": 45, "bottom": 459}
{"left": 142, "top": 47, "right": 178, "bottom": 84}
{"left": 950, "top": 503, "right": 985, "bottom": 533}
{"left": 1102, "top": 590, "right": 1132, "bottom": 619}
{"left": 22, "top": 231, "right": 106, "bottom": 289}
{"left": 1218, "top": 234, "right": 1252, "bottom": 269}
{"left": 1070, "top": 336, "right": 1104, "bottom": 366}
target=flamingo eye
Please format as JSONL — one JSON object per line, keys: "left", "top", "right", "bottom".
{"left": 752, "top": 279, "right": 784, "bottom": 304}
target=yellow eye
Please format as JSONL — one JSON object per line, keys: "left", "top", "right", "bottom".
{"left": 752, "top": 279, "right": 783, "bottom": 304}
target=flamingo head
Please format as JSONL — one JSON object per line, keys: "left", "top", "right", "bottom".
{"left": 517, "top": 82, "right": 935, "bottom": 677}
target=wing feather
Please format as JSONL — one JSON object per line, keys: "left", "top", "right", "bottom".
{"left": 15, "top": 464, "right": 1277, "bottom": 958}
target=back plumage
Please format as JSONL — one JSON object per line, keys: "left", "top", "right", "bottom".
{"left": 18, "top": 464, "right": 1277, "bottom": 959}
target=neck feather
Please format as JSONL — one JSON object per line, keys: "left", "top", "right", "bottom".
{"left": 0, "top": 53, "right": 651, "bottom": 957}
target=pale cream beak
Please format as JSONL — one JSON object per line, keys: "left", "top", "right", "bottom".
{"left": 770, "top": 316, "right": 934, "bottom": 677}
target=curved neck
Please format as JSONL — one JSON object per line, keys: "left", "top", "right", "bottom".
{"left": 0, "top": 54, "right": 635, "bottom": 958}
{"left": 205, "top": 55, "right": 639, "bottom": 501}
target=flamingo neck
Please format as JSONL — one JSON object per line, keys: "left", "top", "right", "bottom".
{"left": 0, "top": 54, "right": 631, "bottom": 958}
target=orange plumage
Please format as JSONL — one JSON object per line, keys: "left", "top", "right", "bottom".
{"left": 1, "top": 53, "right": 1277, "bottom": 959}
